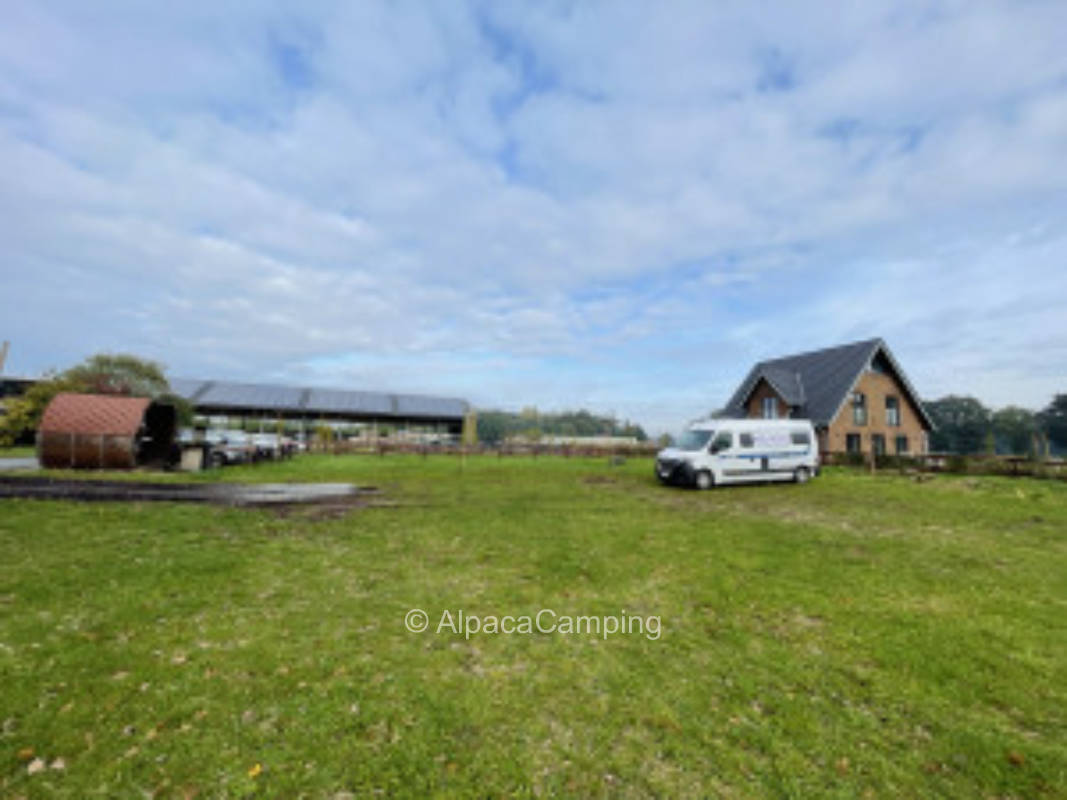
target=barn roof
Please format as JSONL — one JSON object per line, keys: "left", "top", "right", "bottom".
{"left": 39, "top": 393, "right": 152, "bottom": 436}
{"left": 171, "top": 378, "right": 469, "bottom": 420}
{"left": 723, "top": 337, "right": 933, "bottom": 429}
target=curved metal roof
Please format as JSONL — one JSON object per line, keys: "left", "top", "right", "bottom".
{"left": 39, "top": 393, "right": 152, "bottom": 436}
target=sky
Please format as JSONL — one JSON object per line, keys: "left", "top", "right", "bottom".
{"left": 1, "top": 0, "right": 1065, "bottom": 433}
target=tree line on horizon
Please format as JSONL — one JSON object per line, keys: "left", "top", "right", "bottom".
{"left": 475, "top": 407, "right": 648, "bottom": 445}
{"left": 923, "top": 395, "right": 1067, "bottom": 457}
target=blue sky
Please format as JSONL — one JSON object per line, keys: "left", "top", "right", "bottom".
{"left": 1, "top": 1, "right": 1065, "bottom": 432}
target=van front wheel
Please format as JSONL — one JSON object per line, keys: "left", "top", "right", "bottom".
{"left": 694, "top": 470, "right": 714, "bottom": 490}
{"left": 794, "top": 466, "right": 811, "bottom": 484}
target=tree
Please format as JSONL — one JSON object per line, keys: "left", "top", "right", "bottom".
{"left": 476, "top": 411, "right": 512, "bottom": 444}
{"left": 0, "top": 372, "right": 83, "bottom": 446}
{"left": 0, "top": 353, "right": 179, "bottom": 446}
{"left": 924, "top": 395, "right": 991, "bottom": 454}
{"left": 1038, "top": 394, "right": 1067, "bottom": 454}
{"left": 991, "top": 406, "right": 1036, "bottom": 455}
{"left": 64, "top": 353, "right": 169, "bottom": 397}
{"left": 461, "top": 411, "right": 479, "bottom": 446}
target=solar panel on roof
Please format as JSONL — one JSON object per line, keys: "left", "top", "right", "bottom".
{"left": 168, "top": 378, "right": 208, "bottom": 401}
{"left": 395, "top": 394, "right": 468, "bottom": 417}
{"left": 304, "top": 389, "right": 393, "bottom": 415}
{"left": 196, "top": 381, "right": 305, "bottom": 411}
{"left": 172, "top": 378, "right": 467, "bottom": 420}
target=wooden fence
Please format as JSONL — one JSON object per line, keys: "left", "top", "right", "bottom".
{"left": 301, "top": 441, "right": 1066, "bottom": 480}
{"left": 823, "top": 451, "right": 1067, "bottom": 480}
{"left": 307, "top": 440, "right": 661, "bottom": 459}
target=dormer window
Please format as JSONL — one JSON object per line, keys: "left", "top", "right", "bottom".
{"left": 852, "top": 392, "right": 867, "bottom": 425}
{"left": 761, "top": 396, "right": 778, "bottom": 419}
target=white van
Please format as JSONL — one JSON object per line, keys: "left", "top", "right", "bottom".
{"left": 655, "top": 418, "right": 819, "bottom": 489}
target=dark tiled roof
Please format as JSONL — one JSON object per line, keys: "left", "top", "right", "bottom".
{"left": 760, "top": 366, "right": 806, "bottom": 405}
{"left": 171, "top": 379, "right": 469, "bottom": 420}
{"left": 724, "top": 338, "right": 933, "bottom": 428}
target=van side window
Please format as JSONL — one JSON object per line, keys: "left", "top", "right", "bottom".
{"left": 790, "top": 431, "right": 810, "bottom": 445}
{"left": 739, "top": 433, "right": 754, "bottom": 448}
{"left": 710, "top": 432, "right": 732, "bottom": 452}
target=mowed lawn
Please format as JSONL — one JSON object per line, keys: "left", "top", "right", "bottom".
{"left": 1, "top": 456, "right": 1065, "bottom": 798}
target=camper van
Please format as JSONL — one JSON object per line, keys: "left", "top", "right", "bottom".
{"left": 655, "top": 419, "right": 819, "bottom": 489}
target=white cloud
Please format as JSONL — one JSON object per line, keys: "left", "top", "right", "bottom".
{"left": 1, "top": 0, "right": 1066, "bottom": 432}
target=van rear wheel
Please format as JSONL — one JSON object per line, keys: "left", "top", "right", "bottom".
{"left": 794, "top": 466, "right": 811, "bottom": 484}
{"left": 695, "top": 470, "right": 714, "bottom": 490}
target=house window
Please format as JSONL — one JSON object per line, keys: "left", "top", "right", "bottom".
{"left": 761, "top": 396, "right": 778, "bottom": 419}
{"left": 895, "top": 435, "right": 909, "bottom": 454}
{"left": 852, "top": 392, "right": 867, "bottom": 425}
{"left": 872, "top": 434, "right": 886, "bottom": 456}
{"left": 886, "top": 396, "right": 900, "bottom": 427}
{"left": 846, "top": 433, "right": 862, "bottom": 453}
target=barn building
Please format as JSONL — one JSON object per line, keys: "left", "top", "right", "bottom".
{"left": 170, "top": 378, "right": 470, "bottom": 441}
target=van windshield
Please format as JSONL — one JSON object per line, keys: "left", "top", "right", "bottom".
{"left": 676, "top": 430, "right": 712, "bottom": 451}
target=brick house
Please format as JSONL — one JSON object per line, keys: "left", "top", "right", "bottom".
{"left": 722, "top": 338, "right": 933, "bottom": 456}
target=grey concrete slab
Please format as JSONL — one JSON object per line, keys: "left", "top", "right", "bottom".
{"left": 0, "top": 477, "right": 367, "bottom": 506}
{"left": 0, "top": 457, "right": 39, "bottom": 472}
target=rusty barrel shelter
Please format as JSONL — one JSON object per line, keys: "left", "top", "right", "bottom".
{"left": 38, "top": 393, "right": 177, "bottom": 470}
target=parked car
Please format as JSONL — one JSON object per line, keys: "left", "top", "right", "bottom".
{"left": 251, "top": 433, "right": 279, "bottom": 460}
{"left": 205, "top": 430, "right": 256, "bottom": 467}
{"left": 250, "top": 433, "right": 298, "bottom": 460}
{"left": 656, "top": 419, "right": 819, "bottom": 489}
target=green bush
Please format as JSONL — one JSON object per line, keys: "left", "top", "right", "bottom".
{"left": 945, "top": 454, "right": 970, "bottom": 474}
{"left": 837, "top": 451, "right": 867, "bottom": 468}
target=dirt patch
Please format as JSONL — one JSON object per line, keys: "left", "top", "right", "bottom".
{"left": 581, "top": 475, "right": 617, "bottom": 485}
{"left": 268, "top": 491, "right": 396, "bottom": 521}
{"left": 0, "top": 476, "right": 377, "bottom": 509}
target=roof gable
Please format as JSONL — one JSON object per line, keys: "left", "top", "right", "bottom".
{"left": 725, "top": 338, "right": 932, "bottom": 428}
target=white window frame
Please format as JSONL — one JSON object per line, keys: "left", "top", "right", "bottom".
{"left": 761, "top": 396, "right": 778, "bottom": 419}
{"left": 886, "top": 396, "right": 900, "bottom": 427}
{"left": 852, "top": 392, "right": 867, "bottom": 425}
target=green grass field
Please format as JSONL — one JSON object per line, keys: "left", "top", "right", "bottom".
{"left": 1, "top": 455, "right": 1065, "bottom": 798}
{"left": 0, "top": 446, "right": 35, "bottom": 459}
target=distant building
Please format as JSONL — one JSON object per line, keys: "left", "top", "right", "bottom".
{"left": 0, "top": 375, "right": 36, "bottom": 403}
{"left": 534, "top": 435, "right": 640, "bottom": 448}
{"left": 721, "top": 338, "right": 933, "bottom": 456}
{"left": 170, "top": 378, "right": 469, "bottom": 440}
